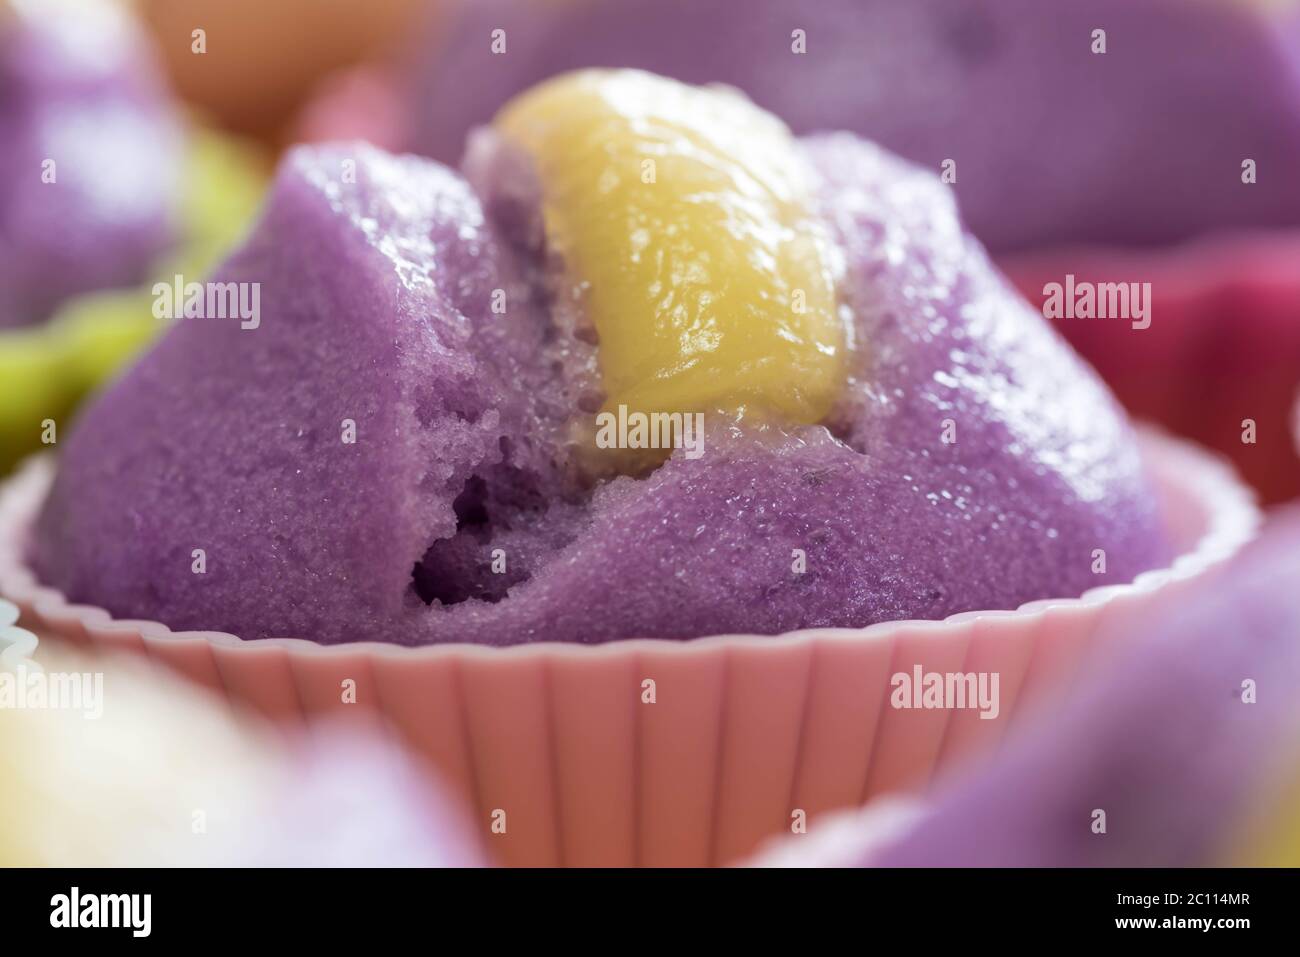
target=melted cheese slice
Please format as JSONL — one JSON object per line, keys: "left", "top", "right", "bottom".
{"left": 495, "top": 70, "right": 846, "bottom": 460}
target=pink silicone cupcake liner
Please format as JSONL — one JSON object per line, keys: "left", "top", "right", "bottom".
{"left": 0, "top": 429, "right": 1258, "bottom": 867}
{"left": 998, "top": 230, "right": 1300, "bottom": 504}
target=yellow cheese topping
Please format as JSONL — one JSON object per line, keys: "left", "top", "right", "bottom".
{"left": 494, "top": 70, "right": 846, "bottom": 449}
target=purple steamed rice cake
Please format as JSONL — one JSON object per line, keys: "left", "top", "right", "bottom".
{"left": 32, "top": 71, "right": 1170, "bottom": 646}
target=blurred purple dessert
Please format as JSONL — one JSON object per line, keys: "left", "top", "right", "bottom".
{"left": 406, "top": 0, "right": 1300, "bottom": 251}
{"left": 31, "top": 70, "right": 1169, "bottom": 646}
{"left": 0, "top": 0, "right": 182, "bottom": 328}
{"left": 815, "top": 509, "right": 1300, "bottom": 867}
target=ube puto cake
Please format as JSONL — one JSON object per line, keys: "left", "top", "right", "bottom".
{"left": 409, "top": 0, "right": 1300, "bottom": 251}
{"left": 25, "top": 69, "right": 1176, "bottom": 647}
{"left": 0, "top": 0, "right": 182, "bottom": 329}
{"left": 0, "top": 70, "right": 1259, "bottom": 868}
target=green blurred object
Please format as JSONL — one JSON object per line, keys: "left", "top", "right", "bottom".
{"left": 0, "top": 125, "right": 268, "bottom": 473}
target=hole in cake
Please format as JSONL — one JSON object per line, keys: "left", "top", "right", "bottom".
{"left": 411, "top": 463, "right": 588, "bottom": 608}
{"left": 451, "top": 475, "right": 490, "bottom": 529}
{"left": 412, "top": 475, "right": 506, "bottom": 606}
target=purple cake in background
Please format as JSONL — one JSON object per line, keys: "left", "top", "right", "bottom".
{"left": 855, "top": 510, "right": 1300, "bottom": 867}
{"left": 0, "top": 0, "right": 181, "bottom": 328}
{"left": 407, "top": 0, "right": 1300, "bottom": 251}
{"left": 31, "top": 71, "right": 1170, "bottom": 647}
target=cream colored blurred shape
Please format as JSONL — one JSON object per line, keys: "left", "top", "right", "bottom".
{"left": 0, "top": 611, "right": 275, "bottom": 866}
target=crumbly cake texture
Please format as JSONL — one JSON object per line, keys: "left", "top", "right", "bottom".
{"left": 0, "top": 0, "right": 182, "bottom": 328}
{"left": 409, "top": 0, "right": 1300, "bottom": 250}
{"left": 32, "top": 134, "right": 1170, "bottom": 646}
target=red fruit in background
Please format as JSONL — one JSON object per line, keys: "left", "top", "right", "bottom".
{"left": 1000, "top": 233, "right": 1300, "bottom": 503}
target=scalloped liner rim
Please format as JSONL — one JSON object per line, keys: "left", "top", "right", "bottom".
{"left": 0, "top": 427, "right": 1262, "bottom": 660}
